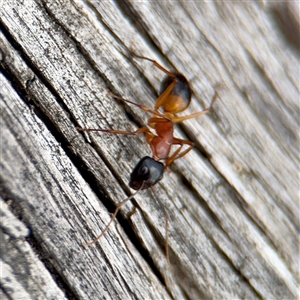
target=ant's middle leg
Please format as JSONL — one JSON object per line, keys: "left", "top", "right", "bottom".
{"left": 77, "top": 125, "right": 150, "bottom": 136}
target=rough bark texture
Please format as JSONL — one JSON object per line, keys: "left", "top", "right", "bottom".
{"left": 0, "top": 1, "right": 299, "bottom": 299}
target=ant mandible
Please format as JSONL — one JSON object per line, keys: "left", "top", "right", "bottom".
{"left": 77, "top": 53, "right": 219, "bottom": 264}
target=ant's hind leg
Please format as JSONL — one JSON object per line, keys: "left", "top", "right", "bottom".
{"left": 130, "top": 49, "right": 176, "bottom": 79}
{"left": 172, "top": 90, "right": 219, "bottom": 124}
{"left": 208, "top": 90, "right": 219, "bottom": 109}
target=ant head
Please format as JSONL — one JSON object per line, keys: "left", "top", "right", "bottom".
{"left": 129, "top": 156, "right": 164, "bottom": 190}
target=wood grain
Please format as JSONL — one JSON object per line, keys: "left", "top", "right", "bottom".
{"left": 0, "top": 1, "right": 298, "bottom": 299}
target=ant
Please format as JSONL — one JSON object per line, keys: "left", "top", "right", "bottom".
{"left": 77, "top": 53, "right": 219, "bottom": 264}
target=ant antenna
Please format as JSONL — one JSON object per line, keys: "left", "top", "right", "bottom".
{"left": 83, "top": 181, "right": 145, "bottom": 247}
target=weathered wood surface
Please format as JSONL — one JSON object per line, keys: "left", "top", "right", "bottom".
{"left": 0, "top": 1, "right": 299, "bottom": 299}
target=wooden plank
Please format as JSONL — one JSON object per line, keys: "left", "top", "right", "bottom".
{"left": 1, "top": 198, "right": 67, "bottom": 299}
{"left": 0, "top": 0, "right": 298, "bottom": 299}
{"left": 0, "top": 70, "right": 172, "bottom": 299}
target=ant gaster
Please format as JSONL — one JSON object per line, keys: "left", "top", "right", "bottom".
{"left": 77, "top": 53, "right": 218, "bottom": 264}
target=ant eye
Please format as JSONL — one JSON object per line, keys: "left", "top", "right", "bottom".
{"left": 140, "top": 165, "right": 149, "bottom": 176}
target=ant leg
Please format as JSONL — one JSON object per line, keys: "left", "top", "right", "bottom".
{"left": 165, "top": 138, "right": 194, "bottom": 167}
{"left": 107, "top": 90, "right": 167, "bottom": 119}
{"left": 130, "top": 50, "right": 176, "bottom": 79}
{"left": 172, "top": 91, "right": 219, "bottom": 123}
{"left": 128, "top": 52, "right": 179, "bottom": 112}
{"left": 77, "top": 125, "right": 149, "bottom": 136}
{"left": 83, "top": 199, "right": 128, "bottom": 247}
{"left": 147, "top": 116, "right": 171, "bottom": 129}
{"left": 83, "top": 183, "right": 145, "bottom": 247}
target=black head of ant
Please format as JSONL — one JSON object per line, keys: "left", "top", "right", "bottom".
{"left": 129, "top": 156, "right": 164, "bottom": 190}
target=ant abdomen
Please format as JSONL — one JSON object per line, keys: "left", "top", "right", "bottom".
{"left": 159, "top": 74, "right": 191, "bottom": 114}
